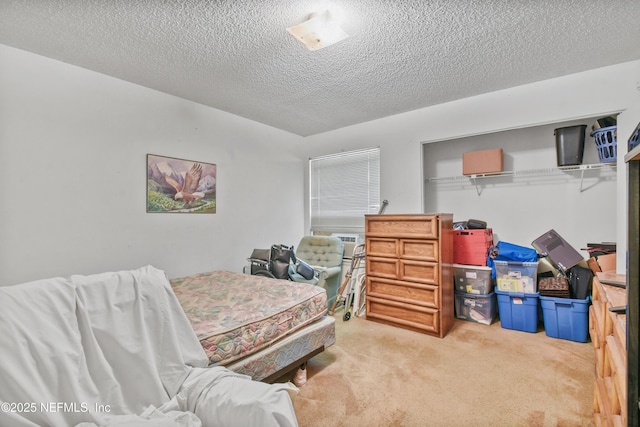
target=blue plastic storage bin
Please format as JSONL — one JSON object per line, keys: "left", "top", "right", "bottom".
{"left": 539, "top": 295, "right": 590, "bottom": 342}
{"left": 495, "top": 290, "right": 540, "bottom": 333}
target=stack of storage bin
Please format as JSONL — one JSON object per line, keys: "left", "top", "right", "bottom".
{"left": 494, "top": 260, "right": 540, "bottom": 333}
{"left": 453, "top": 264, "right": 496, "bottom": 325}
{"left": 453, "top": 229, "right": 496, "bottom": 325}
{"left": 530, "top": 229, "right": 591, "bottom": 342}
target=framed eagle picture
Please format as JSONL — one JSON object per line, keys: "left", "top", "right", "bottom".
{"left": 146, "top": 154, "right": 217, "bottom": 214}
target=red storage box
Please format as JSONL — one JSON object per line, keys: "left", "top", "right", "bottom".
{"left": 454, "top": 229, "right": 493, "bottom": 266}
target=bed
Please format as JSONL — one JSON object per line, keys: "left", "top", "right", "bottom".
{"left": 170, "top": 270, "right": 336, "bottom": 382}
{"left": 0, "top": 265, "right": 298, "bottom": 427}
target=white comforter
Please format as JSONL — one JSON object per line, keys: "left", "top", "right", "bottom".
{"left": 0, "top": 265, "right": 298, "bottom": 427}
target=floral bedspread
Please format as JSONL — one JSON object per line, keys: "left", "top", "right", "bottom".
{"left": 170, "top": 270, "right": 327, "bottom": 365}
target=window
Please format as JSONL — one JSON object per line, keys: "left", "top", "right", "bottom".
{"left": 310, "top": 147, "right": 380, "bottom": 233}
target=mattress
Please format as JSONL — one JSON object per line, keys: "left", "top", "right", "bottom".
{"left": 225, "top": 315, "right": 336, "bottom": 381}
{"left": 170, "top": 270, "right": 328, "bottom": 366}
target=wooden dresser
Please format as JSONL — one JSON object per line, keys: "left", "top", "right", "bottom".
{"left": 590, "top": 274, "right": 627, "bottom": 426}
{"left": 364, "top": 213, "right": 453, "bottom": 338}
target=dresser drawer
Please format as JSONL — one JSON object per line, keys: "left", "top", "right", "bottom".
{"left": 367, "top": 277, "right": 438, "bottom": 308}
{"left": 367, "top": 257, "right": 398, "bottom": 279}
{"left": 594, "top": 378, "right": 612, "bottom": 423}
{"left": 592, "top": 299, "right": 605, "bottom": 339}
{"left": 589, "top": 305, "right": 600, "bottom": 350}
{"left": 365, "top": 215, "right": 438, "bottom": 239}
{"left": 367, "top": 257, "right": 439, "bottom": 285}
{"left": 400, "top": 239, "right": 438, "bottom": 261}
{"left": 366, "top": 295, "right": 439, "bottom": 334}
{"left": 367, "top": 237, "right": 398, "bottom": 258}
{"left": 366, "top": 238, "right": 439, "bottom": 262}
{"left": 399, "top": 260, "right": 438, "bottom": 284}
{"left": 605, "top": 335, "right": 625, "bottom": 417}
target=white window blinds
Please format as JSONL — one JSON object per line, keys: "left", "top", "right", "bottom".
{"left": 310, "top": 147, "right": 380, "bottom": 233}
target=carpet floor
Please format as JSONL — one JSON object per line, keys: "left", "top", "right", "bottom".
{"left": 279, "top": 313, "right": 595, "bottom": 427}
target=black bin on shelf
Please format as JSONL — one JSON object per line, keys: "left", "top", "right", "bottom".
{"left": 554, "top": 125, "right": 587, "bottom": 166}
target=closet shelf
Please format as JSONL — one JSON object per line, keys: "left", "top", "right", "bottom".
{"left": 428, "top": 163, "right": 616, "bottom": 182}
{"left": 427, "top": 163, "right": 617, "bottom": 195}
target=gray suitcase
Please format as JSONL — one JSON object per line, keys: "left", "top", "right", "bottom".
{"left": 532, "top": 229, "right": 583, "bottom": 273}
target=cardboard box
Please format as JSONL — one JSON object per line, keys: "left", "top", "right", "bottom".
{"left": 596, "top": 253, "right": 616, "bottom": 272}
{"left": 462, "top": 148, "right": 503, "bottom": 176}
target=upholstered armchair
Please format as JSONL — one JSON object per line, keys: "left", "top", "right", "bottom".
{"left": 289, "top": 236, "right": 345, "bottom": 309}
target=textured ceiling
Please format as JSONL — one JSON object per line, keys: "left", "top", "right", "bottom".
{"left": 1, "top": 1, "right": 639, "bottom": 136}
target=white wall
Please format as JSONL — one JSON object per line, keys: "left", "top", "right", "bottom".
{"left": 3, "top": 44, "right": 639, "bottom": 285}
{"left": 0, "top": 45, "right": 307, "bottom": 285}
{"left": 303, "top": 61, "right": 640, "bottom": 260}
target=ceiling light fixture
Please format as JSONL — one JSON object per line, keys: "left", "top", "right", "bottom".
{"left": 287, "top": 10, "right": 349, "bottom": 51}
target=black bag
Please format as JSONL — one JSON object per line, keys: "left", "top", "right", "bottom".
{"left": 568, "top": 265, "right": 593, "bottom": 300}
{"left": 296, "top": 259, "right": 315, "bottom": 280}
{"left": 270, "top": 244, "right": 294, "bottom": 280}
{"left": 466, "top": 219, "right": 487, "bottom": 229}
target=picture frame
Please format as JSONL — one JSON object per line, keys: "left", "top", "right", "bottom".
{"left": 146, "top": 154, "right": 216, "bottom": 214}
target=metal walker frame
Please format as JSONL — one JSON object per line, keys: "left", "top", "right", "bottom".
{"left": 329, "top": 243, "right": 365, "bottom": 320}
